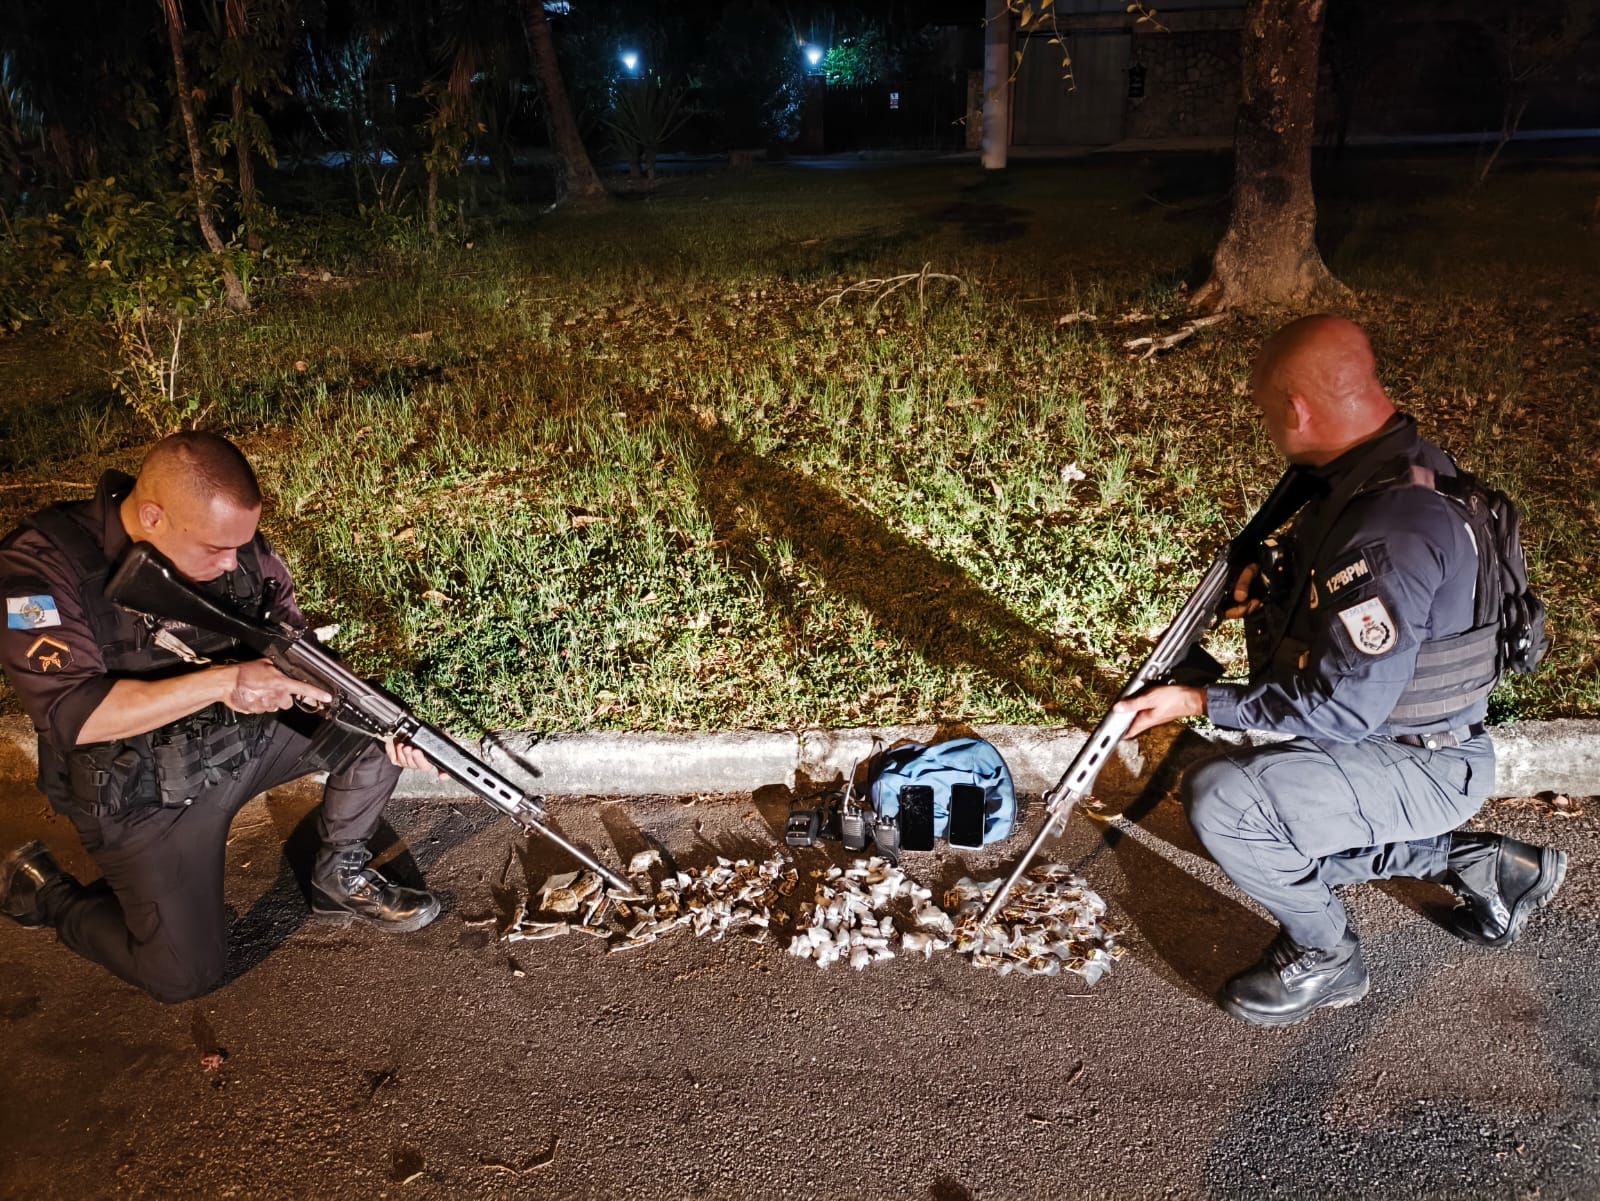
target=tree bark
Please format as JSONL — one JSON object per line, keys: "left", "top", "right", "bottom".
{"left": 980, "top": 0, "right": 1010, "bottom": 170}
{"left": 160, "top": 0, "right": 249, "bottom": 312}
{"left": 519, "top": 0, "right": 608, "bottom": 205}
{"left": 226, "top": 0, "right": 262, "bottom": 251}
{"left": 1192, "top": 0, "right": 1346, "bottom": 315}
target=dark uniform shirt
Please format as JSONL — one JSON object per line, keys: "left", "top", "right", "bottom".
{"left": 1205, "top": 417, "right": 1485, "bottom": 743}
{"left": 0, "top": 472, "right": 303, "bottom": 751}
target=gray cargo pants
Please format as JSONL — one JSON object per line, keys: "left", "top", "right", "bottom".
{"left": 37, "top": 718, "right": 398, "bottom": 1003}
{"left": 1182, "top": 734, "right": 1494, "bottom": 949}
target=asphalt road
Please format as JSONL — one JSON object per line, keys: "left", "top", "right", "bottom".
{"left": 1, "top": 770, "right": 1595, "bottom": 1201}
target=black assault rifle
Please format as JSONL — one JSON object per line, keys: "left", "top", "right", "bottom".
{"left": 106, "top": 543, "right": 637, "bottom": 896}
{"left": 976, "top": 467, "right": 1317, "bottom": 929}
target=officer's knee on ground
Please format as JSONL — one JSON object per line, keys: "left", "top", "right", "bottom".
{"left": 131, "top": 918, "right": 229, "bottom": 1005}
{"left": 140, "top": 954, "right": 226, "bottom": 1005}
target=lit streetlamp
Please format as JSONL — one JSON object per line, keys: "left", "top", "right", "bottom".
{"left": 619, "top": 50, "right": 640, "bottom": 74}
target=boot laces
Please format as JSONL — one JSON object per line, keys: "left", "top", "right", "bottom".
{"left": 1267, "top": 933, "right": 1320, "bottom": 979}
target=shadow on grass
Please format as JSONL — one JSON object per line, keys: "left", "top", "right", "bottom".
{"left": 678, "top": 414, "right": 1119, "bottom": 719}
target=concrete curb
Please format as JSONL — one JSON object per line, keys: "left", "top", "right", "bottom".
{"left": 430, "top": 719, "right": 1600, "bottom": 801}
{"left": 3, "top": 716, "right": 1596, "bottom": 801}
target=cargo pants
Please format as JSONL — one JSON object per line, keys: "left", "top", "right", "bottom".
{"left": 35, "top": 718, "right": 398, "bottom": 1003}
{"left": 1182, "top": 734, "right": 1495, "bottom": 949}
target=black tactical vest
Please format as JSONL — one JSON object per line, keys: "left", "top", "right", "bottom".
{"left": 21, "top": 473, "right": 273, "bottom": 814}
{"left": 1244, "top": 449, "right": 1501, "bottom": 735}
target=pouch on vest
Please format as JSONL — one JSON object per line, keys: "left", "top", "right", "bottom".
{"left": 148, "top": 708, "right": 255, "bottom": 806}
{"left": 62, "top": 745, "right": 148, "bottom": 817}
{"left": 868, "top": 738, "right": 1016, "bottom": 846}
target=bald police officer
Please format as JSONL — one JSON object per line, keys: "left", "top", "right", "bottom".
{"left": 1116, "top": 315, "right": 1567, "bottom": 1027}
{"left": 0, "top": 433, "right": 439, "bottom": 1003}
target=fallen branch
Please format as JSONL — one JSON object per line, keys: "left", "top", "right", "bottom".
{"left": 1123, "top": 313, "right": 1229, "bottom": 360}
{"left": 819, "top": 262, "right": 968, "bottom": 318}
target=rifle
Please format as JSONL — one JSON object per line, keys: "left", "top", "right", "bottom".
{"left": 105, "top": 543, "right": 636, "bottom": 896}
{"left": 976, "top": 467, "right": 1316, "bottom": 929}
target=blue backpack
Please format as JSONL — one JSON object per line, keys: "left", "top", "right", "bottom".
{"left": 868, "top": 737, "right": 1016, "bottom": 845}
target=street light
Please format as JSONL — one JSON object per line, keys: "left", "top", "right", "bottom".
{"left": 620, "top": 50, "right": 639, "bottom": 74}
{"left": 803, "top": 44, "right": 824, "bottom": 71}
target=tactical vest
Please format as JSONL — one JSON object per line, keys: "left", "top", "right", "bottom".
{"left": 20, "top": 474, "right": 271, "bottom": 815}
{"left": 1246, "top": 447, "right": 1505, "bottom": 735}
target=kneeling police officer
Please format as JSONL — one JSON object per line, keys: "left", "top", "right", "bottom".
{"left": 0, "top": 432, "right": 438, "bottom": 1003}
{"left": 1116, "top": 316, "right": 1567, "bottom": 1027}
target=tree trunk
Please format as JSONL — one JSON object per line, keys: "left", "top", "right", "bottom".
{"left": 1477, "top": 95, "right": 1529, "bottom": 187}
{"left": 226, "top": 0, "right": 262, "bottom": 251}
{"left": 1192, "top": 0, "right": 1346, "bottom": 315}
{"left": 980, "top": 0, "right": 1010, "bottom": 170}
{"left": 519, "top": 0, "right": 608, "bottom": 205}
{"left": 160, "top": 0, "right": 249, "bottom": 312}
{"left": 426, "top": 167, "right": 439, "bottom": 236}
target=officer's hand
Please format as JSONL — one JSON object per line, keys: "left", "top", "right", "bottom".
{"left": 221, "top": 659, "right": 334, "bottom": 713}
{"left": 1113, "top": 685, "right": 1206, "bottom": 740}
{"left": 1222, "top": 562, "right": 1264, "bottom": 620}
{"left": 383, "top": 733, "right": 446, "bottom": 780}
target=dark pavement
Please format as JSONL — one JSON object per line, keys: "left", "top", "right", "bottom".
{"left": 1, "top": 760, "right": 1595, "bottom": 1200}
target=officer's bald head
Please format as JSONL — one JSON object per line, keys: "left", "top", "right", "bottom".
{"left": 124, "top": 433, "right": 263, "bottom": 582}
{"left": 136, "top": 432, "right": 262, "bottom": 510}
{"left": 1250, "top": 316, "right": 1396, "bottom": 465}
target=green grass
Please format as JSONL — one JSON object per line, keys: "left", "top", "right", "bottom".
{"left": 2, "top": 152, "right": 1597, "bottom": 732}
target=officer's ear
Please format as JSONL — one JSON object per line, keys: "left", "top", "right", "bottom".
{"left": 1283, "top": 392, "right": 1312, "bottom": 433}
{"left": 135, "top": 499, "right": 167, "bottom": 536}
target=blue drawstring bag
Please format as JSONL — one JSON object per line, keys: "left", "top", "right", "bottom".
{"left": 868, "top": 737, "right": 1016, "bottom": 844}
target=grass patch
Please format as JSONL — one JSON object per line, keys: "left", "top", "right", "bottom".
{"left": 2, "top": 151, "right": 1597, "bottom": 732}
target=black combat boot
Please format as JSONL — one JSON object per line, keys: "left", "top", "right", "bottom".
{"left": 309, "top": 844, "right": 440, "bottom": 933}
{"left": 1441, "top": 831, "right": 1567, "bottom": 947}
{"left": 1220, "top": 927, "right": 1369, "bottom": 1027}
{"left": 1, "top": 841, "right": 65, "bottom": 929}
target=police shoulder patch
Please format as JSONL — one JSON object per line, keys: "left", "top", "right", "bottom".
{"left": 7, "top": 594, "right": 61, "bottom": 630}
{"left": 1337, "top": 596, "right": 1398, "bottom": 656}
{"left": 25, "top": 633, "right": 72, "bottom": 673}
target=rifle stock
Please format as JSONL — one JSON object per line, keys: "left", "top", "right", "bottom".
{"left": 105, "top": 543, "right": 635, "bottom": 895}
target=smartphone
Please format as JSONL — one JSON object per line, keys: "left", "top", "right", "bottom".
{"left": 899, "top": 785, "right": 935, "bottom": 852}
{"left": 947, "top": 783, "right": 985, "bottom": 848}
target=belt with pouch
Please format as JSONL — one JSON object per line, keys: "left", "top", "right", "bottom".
{"left": 1390, "top": 721, "right": 1486, "bottom": 751}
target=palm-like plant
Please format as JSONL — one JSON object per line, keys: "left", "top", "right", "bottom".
{"left": 605, "top": 75, "right": 694, "bottom": 181}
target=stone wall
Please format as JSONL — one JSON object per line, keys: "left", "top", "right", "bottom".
{"left": 1123, "top": 27, "right": 1241, "bottom": 139}
{"left": 997, "top": 7, "right": 1598, "bottom": 148}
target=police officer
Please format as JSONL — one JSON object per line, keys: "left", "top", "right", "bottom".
{"left": 1115, "top": 315, "right": 1567, "bottom": 1027}
{"left": 0, "top": 432, "right": 440, "bottom": 1003}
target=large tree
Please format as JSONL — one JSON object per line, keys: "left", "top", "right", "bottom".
{"left": 519, "top": 0, "right": 607, "bottom": 205}
{"left": 161, "top": 0, "right": 249, "bottom": 312}
{"left": 1192, "top": 0, "right": 1346, "bottom": 314}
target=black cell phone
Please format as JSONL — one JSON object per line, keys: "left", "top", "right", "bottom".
{"left": 948, "top": 783, "right": 985, "bottom": 849}
{"left": 899, "top": 785, "right": 935, "bottom": 852}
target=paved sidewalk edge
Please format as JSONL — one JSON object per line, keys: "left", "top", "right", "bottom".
{"left": 6, "top": 717, "right": 1592, "bottom": 800}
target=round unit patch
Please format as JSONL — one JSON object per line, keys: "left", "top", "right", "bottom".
{"left": 1337, "top": 596, "right": 1398, "bottom": 656}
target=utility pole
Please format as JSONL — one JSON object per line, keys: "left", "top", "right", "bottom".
{"left": 982, "top": 0, "right": 1011, "bottom": 169}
